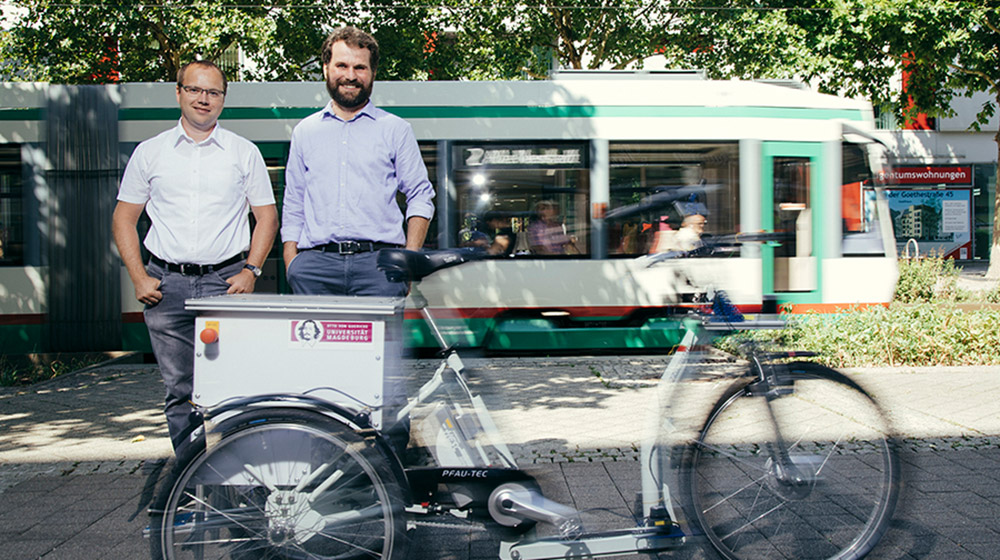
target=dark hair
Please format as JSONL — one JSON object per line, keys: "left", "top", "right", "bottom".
{"left": 321, "top": 26, "right": 379, "bottom": 75}
{"left": 176, "top": 60, "right": 228, "bottom": 94}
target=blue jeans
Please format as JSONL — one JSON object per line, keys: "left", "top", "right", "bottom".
{"left": 144, "top": 258, "right": 244, "bottom": 452}
{"left": 285, "top": 249, "right": 407, "bottom": 297}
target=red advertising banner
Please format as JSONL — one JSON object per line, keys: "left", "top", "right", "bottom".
{"left": 878, "top": 166, "right": 972, "bottom": 185}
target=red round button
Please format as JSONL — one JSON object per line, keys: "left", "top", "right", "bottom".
{"left": 200, "top": 328, "right": 219, "bottom": 344}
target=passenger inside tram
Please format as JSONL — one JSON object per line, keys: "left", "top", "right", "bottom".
{"left": 649, "top": 200, "right": 709, "bottom": 254}
{"left": 528, "top": 200, "right": 580, "bottom": 255}
{"left": 482, "top": 210, "right": 517, "bottom": 256}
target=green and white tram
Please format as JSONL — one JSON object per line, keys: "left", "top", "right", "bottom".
{"left": 0, "top": 73, "right": 896, "bottom": 353}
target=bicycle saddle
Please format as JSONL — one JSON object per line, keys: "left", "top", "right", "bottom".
{"left": 377, "top": 247, "right": 487, "bottom": 282}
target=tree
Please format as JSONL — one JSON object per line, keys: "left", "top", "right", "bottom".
{"left": 7, "top": 2, "right": 999, "bottom": 274}
{"left": 806, "top": 0, "right": 1000, "bottom": 277}
{"left": 675, "top": 1, "right": 818, "bottom": 81}
{"left": 4, "top": 1, "right": 274, "bottom": 82}
{"left": 0, "top": 1, "right": 446, "bottom": 83}
{"left": 0, "top": 1, "right": 702, "bottom": 81}
{"left": 433, "top": 0, "right": 690, "bottom": 79}
{"left": 657, "top": 1, "right": 1000, "bottom": 275}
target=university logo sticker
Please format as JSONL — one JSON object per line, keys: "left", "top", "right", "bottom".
{"left": 291, "top": 320, "right": 373, "bottom": 346}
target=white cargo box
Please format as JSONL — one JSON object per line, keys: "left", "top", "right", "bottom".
{"left": 187, "top": 294, "right": 404, "bottom": 429}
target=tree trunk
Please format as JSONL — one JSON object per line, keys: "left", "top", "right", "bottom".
{"left": 987, "top": 126, "right": 1000, "bottom": 279}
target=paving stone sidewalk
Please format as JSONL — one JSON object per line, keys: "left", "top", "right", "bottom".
{"left": 2, "top": 357, "right": 999, "bottom": 559}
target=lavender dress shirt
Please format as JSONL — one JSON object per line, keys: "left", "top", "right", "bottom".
{"left": 280, "top": 101, "right": 435, "bottom": 248}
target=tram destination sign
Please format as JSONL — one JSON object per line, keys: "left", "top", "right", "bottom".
{"left": 454, "top": 142, "right": 589, "bottom": 170}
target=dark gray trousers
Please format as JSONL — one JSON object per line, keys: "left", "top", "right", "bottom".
{"left": 144, "top": 259, "right": 244, "bottom": 452}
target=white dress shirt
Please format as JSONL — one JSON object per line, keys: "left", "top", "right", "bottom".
{"left": 119, "top": 121, "right": 275, "bottom": 265}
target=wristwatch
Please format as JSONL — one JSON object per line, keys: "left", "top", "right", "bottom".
{"left": 244, "top": 263, "right": 262, "bottom": 278}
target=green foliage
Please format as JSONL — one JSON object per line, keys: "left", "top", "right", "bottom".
{"left": 6, "top": 0, "right": 996, "bottom": 121}
{"left": 679, "top": 1, "right": 1000, "bottom": 133}
{"left": 718, "top": 256, "right": 1000, "bottom": 367}
{"left": 422, "top": 0, "right": 689, "bottom": 79}
{"left": 894, "top": 254, "right": 966, "bottom": 303}
{"left": 1, "top": 1, "right": 788, "bottom": 83}
{"left": 784, "top": 304, "right": 1000, "bottom": 367}
{"left": 716, "top": 303, "right": 1000, "bottom": 368}
{"left": 3, "top": 0, "right": 998, "bottom": 105}
{"left": 678, "top": 1, "right": 815, "bottom": 81}
{"left": 983, "top": 283, "right": 1000, "bottom": 304}
{"left": 0, "top": 0, "right": 440, "bottom": 83}
{"left": 4, "top": 1, "right": 273, "bottom": 82}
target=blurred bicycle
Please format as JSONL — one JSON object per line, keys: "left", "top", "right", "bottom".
{"left": 147, "top": 234, "right": 899, "bottom": 560}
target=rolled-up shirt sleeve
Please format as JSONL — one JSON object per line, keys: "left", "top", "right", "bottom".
{"left": 394, "top": 123, "right": 435, "bottom": 221}
{"left": 280, "top": 129, "right": 307, "bottom": 245}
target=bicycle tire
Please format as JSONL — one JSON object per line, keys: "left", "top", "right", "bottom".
{"left": 148, "top": 429, "right": 206, "bottom": 559}
{"left": 152, "top": 408, "right": 409, "bottom": 560}
{"left": 683, "top": 362, "right": 899, "bottom": 560}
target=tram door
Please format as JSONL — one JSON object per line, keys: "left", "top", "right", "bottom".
{"left": 761, "top": 142, "right": 823, "bottom": 304}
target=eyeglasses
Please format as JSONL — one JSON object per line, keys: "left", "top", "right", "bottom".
{"left": 180, "top": 85, "right": 225, "bottom": 99}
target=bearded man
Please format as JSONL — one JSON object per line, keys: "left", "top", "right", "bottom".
{"left": 281, "top": 26, "right": 435, "bottom": 297}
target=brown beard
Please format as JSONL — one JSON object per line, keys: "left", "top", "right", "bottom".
{"left": 326, "top": 77, "right": 372, "bottom": 109}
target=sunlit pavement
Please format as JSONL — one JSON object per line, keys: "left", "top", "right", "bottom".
{"left": 1, "top": 358, "right": 999, "bottom": 559}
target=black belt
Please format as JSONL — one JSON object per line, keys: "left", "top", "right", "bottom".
{"left": 307, "top": 241, "right": 398, "bottom": 254}
{"left": 150, "top": 254, "right": 243, "bottom": 276}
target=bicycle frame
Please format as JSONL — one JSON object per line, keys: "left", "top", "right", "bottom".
{"left": 639, "top": 319, "right": 698, "bottom": 523}
{"left": 397, "top": 339, "right": 518, "bottom": 471}
{"left": 403, "top": 281, "right": 730, "bottom": 559}
{"left": 161, "top": 245, "right": 900, "bottom": 560}
{"left": 154, "top": 241, "right": 897, "bottom": 560}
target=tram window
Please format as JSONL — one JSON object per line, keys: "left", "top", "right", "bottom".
{"left": 0, "top": 145, "right": 23, "bottom": 266}
{"left": 841, "top": 142, "right": 888, "bottom": 256}
{"left": 841, "top": 143, "right": 871, "bottom": 234}
{"left": 772, "top": 156, "right": 817, "bottom": 292}
{"left": 608, "top": 142, "right": 739, "bottom": 256}
{"left": 773, "top": 157, "right": 812, "bottom": 260}
{"left": 452, "top": 143, "right": 590, "bottom": 257}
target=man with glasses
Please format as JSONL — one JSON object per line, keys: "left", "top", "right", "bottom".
{"left": 280, "top": 26, "right": 435, "bottom": 297}
{"left": 112, "top": 60, "right": 278, "bottom": 455}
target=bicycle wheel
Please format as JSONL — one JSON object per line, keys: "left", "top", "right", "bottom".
{"left": 155, "top": 408, "right": 409, "bottom": 560}
{"left": 684, "top": 362, "right": 899, "bottom": 560}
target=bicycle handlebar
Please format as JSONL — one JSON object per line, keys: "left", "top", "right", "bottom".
{"left": 377, "top": 247, "right": 488, "bottom": 282}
